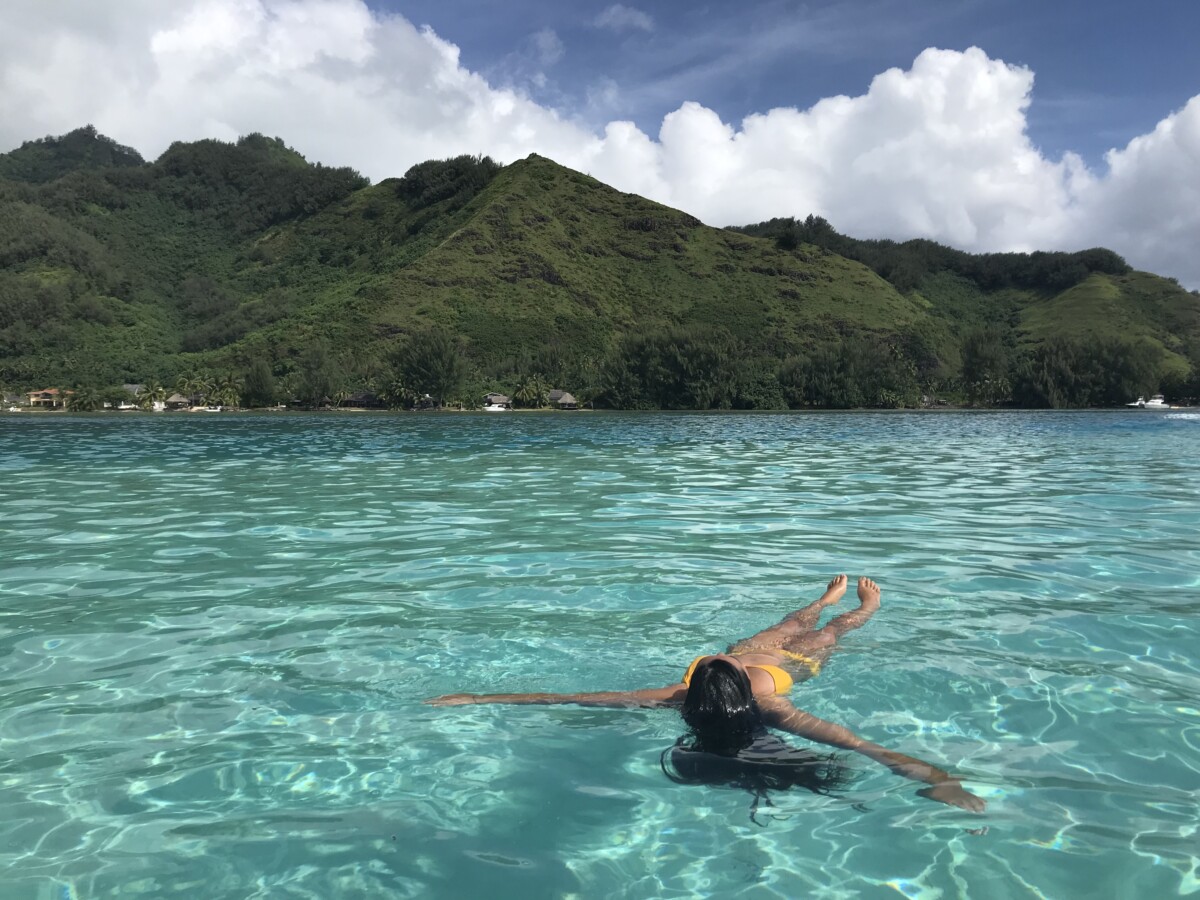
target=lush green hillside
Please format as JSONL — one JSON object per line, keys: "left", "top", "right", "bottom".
{"left": 732, "top": 216, "right": 1200, "bottom": 405}
{"left": 0, "top": 125, "right": 144, "bottom": 183}
{"left": 1, "top": 126, "right": 1198, "bottom": 408}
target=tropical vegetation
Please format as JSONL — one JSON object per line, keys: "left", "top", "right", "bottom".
{"left": 2, "top": 125, "right": 1198, "bottom": 410}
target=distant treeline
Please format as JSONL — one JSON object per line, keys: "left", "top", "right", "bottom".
{"left": 590, "top": 325, "right": 1195, "bottom": 410}
{"left": 29, "top": 322, "right": 1195, "bottom": 413}
{"left": 729, "top": 215, "right": 1131, "bottom": 293}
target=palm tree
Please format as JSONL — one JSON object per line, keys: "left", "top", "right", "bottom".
{"left": 516, "top": 373, "right": 549, "bottom": 408}
{"left": 140, "top": 382, "right": 167, "bottom": 410}
{"left": 196, "top": 374, "right": 217, "bottom": 407}
{"left": 138, "top": 381, "right": 164, "bottom": 410}
{"left": 531, "top": 373, "right": 550, "bottom": 408}
{"left": 67, "top": 387, "right": 102, "bottom": 411}
{"left": 215, "top": 372, "right": 243, "bottom": 409}
{"left": 514, "top": 375, "right": 536, "bottom": 408}
{"left": 378, "top": 378, "right": 412, "bottom": 410}
{"left": 176, "top": 374, "right": 205, "bottom": 407}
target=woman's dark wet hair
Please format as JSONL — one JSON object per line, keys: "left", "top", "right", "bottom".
{"left": 668, "top": 657, "right": 854, "bottom": 823}
{"left": 680, "top": 657, "right": 762, "bottom": 756}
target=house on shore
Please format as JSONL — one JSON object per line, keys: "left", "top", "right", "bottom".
{"left": 28, "top": 389, "right": 66, "bottom": 408}
{"left": 549, "top": 390, "right": 579, "bottom": 410}
{"left": 165, "top": 392, "right": 191, "bottom": 410}
{"left": 483, "top": 392, "right": 512, "bottom": 410}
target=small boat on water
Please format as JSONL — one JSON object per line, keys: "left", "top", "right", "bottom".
{"left": 483, "top": 403, "right": 510, "bottom": 412}
{"left": 1127, "top": 394, "right": 1170, "bottom": 409}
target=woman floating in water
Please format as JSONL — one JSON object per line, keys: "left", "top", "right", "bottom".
{"left": 428, "top": 576, "right": 985, "bottom": 813}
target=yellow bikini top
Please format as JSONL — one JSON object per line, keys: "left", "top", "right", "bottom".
{"left": 681, "top": 656, "right": 794, "bottom": 694}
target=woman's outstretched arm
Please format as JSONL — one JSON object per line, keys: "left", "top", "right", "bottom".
{"left": 759, "top": 697, "right": 986, "bottom": 812}
{"left": 426, "top": 684, "right": 686, "bottom": 709}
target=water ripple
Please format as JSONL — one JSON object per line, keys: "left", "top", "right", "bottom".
{"left": 0, "top": 411, "right": 1198, "bottom": 898}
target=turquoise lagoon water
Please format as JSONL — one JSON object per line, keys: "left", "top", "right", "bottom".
{"left": 0, "top": 411, "right": 1197, "bottom": 899}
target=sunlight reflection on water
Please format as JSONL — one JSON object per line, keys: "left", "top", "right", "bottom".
{"left": 0, "top": 411, "right": 1197, "bottom": 898}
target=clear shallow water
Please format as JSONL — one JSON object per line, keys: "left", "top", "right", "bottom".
{"left": 0, "top": 411, "right": 1197, "bottom": 899}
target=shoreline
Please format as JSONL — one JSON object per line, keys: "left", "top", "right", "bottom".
{"left": 5, "top": 405, "right": 1193, "bottom": 416}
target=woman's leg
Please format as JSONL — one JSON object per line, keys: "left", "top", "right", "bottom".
{"left": 783, "top": 574, "right": 850, "bottom": 633}
{"left": 819, "top": 576, "right": 881, "bottom": 639}
{"left": 728, "top": 575, "right": 848, "bottom": 652}
{"left": 780, "top": 577, "right": 881, "bottom": 660}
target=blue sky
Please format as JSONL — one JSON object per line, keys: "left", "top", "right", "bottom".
{"left": 372, "top": 0, "right": 1200, "bottom": 167}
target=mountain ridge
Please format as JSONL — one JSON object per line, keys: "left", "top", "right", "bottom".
{"left": 1, "top": 126, "right": 1197, "bottom": 408}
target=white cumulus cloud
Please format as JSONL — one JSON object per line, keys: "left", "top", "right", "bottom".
{"left": 0, "top": 0, "right": 1197, "bottom": 287}
{"left": 1061, "top": 96, "right": 1200, "bottom": 284}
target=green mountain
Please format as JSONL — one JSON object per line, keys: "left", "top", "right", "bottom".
{"left": 0, "top": 125, "right": 144, "bottom": 183}
{"left": 1, "top": 126, "right": 1198, "bottom": 408}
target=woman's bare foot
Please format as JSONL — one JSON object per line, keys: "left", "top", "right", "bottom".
{"left": 819, "top": 574, "right": 848, "bottom": 606}
{"left": 857, "top": 576, "right": 881, "bottom": 610}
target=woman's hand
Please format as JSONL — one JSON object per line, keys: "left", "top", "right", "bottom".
{"left": 425, "top": 694, "right": 476, "bottom": 706}
{"left": 917, "top": 781, "right": 987, "bottom": 812}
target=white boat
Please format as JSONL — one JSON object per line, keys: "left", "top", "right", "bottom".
{"left": 483, "top": 403, "right": 510, "bottom": 412}
{"left": 1127, "top": 394, "right": 1169, "bottom": 409}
